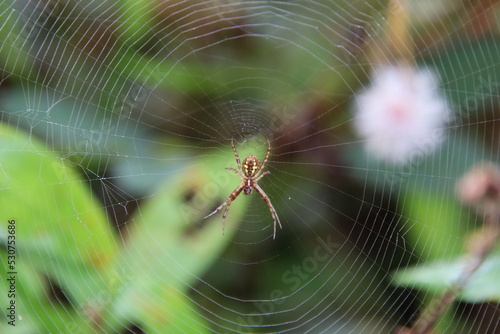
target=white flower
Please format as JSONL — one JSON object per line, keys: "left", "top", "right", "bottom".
{"left": 354, "top": 65, "right": 449, "bottom": 164}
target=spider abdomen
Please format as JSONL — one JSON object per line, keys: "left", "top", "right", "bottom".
{"left": 243, "top": 155, "right": 261, "bottom": 177}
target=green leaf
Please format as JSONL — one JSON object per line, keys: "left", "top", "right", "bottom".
{"left": 393, "top": 254, "right": 500, "bottom": 302}
{"left": 0, "top": 258, "right": 97, "bottom": 334}
{"left": 108, "top": 138, "right": 268, "bottom": 332}
{"left": 0, "top": 123, "right": 119, "bottom": 310}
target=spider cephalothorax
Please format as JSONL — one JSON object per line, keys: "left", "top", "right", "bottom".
{"left": 204, "top": 139, "right": 282, "bottom": 239}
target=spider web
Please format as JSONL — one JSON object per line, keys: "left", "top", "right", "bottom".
{"left": 0, "top": 0, "right": 499, "bottom": 333}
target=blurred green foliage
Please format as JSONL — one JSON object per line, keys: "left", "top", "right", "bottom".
{"left": 0, "top": 123, "right": 247, "bottom": 333}
{"left": 0, "top": 0, "right": 499, "bottom": 333}
{"left": 394, "top": 255, "right": 500, "bottom": 303}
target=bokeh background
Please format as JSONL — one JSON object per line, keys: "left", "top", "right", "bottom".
{"left": 0, "top": 1, "right": 499, "bottom": 333}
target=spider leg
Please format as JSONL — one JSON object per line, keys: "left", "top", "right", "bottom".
{"left": 254, "top": 171, "right": 270, "bottom": 183}
{"left": 254, "top": 183, "right": 282, "bottom": 239}
{"left": 252, "top": 140, "right": 272, "bottom": 179}
{"left": 221, "top": 201, "right": 232, "bottom": 235}
{"left": 226, "top": 167, "right": 242, "bottom": 178}
{"left": 203, "top": 201, "right": 226, "bottom": 220}
{"left": 260, "top": 139, "right": 271, "bottom": 171}
{"left": 204, "top": 184, "right": 245, "bottom": 235}
{"left": 231, "top": 139, "right": 242, "bottom": 172}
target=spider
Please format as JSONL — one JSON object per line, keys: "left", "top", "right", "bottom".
{"left": 204, "top": 139, "right": 282, "bottom": 239}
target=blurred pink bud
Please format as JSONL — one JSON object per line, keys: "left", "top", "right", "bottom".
{"left": 456, "top": 162, "right": 500, "bottom": 217}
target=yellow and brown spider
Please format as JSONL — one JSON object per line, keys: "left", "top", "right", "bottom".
{"left": 204, "top": 139, "right": 282, "bottom": 239}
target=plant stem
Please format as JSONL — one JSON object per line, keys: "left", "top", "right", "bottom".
{"left": 411, "top": 215, "right": 500, "bottom": 334}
